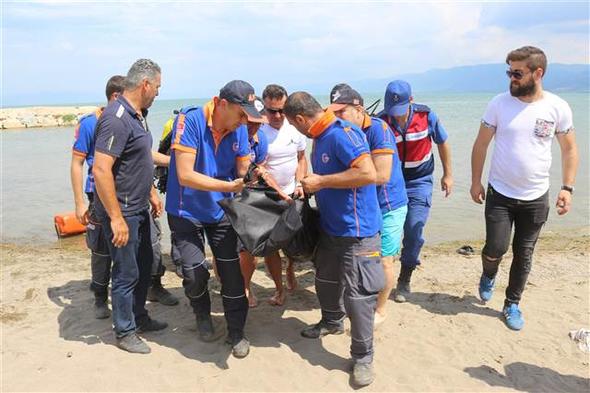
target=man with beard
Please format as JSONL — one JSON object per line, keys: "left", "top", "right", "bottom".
{"left": 470, "top": 46, "right": 579, "bottom": 331}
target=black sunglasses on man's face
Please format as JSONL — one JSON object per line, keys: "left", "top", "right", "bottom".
{"left": 265, "top": 107, "right": 284, "bottom": 115}
{"left": 506, "top": 69, "right": 527, "bottom": 80}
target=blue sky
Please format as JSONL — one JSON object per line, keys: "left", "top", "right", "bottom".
{"left": 2, "top": 0, "right": 589, "bottom": 106}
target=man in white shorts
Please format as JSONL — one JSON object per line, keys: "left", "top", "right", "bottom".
{"left": 240, "top": 84, "right": 308, "bottom": 306}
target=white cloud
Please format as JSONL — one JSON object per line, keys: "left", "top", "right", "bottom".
{"left": 2, "top": 1, "right": 588, "bottom": 105}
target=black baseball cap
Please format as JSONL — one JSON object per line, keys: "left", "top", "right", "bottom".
{"left": 327, "top": 84, "right": 364, "bottom": 112}
{"left": 219, "top": 80, "right": 262, "bottom": 121}
{"left": 248, "top": 96, "right": 267, "bottom": 124}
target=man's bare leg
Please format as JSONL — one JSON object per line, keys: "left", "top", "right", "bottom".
{"left": 375, "top": 256, "right": 395, "bottom": 326}
{"left": 286, "top": 257, "right": 298, "bottom": 292}
{"left": 239, "top": 251, "right": 258, "bottom": 308}
{"left": 264, "top": 252, "right": 286, "bottom": 306}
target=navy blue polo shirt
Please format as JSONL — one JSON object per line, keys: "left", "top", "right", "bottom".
{"left": 94, "top": 95, "right": 154, "bottom": 217}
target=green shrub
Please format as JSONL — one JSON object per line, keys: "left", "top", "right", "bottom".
{"left": 61, "top": 114, "right": 77, "bottom": 123}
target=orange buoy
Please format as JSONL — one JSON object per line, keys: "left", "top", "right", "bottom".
{"left": 54, "top": 212, "right": 86, "bottom": 238}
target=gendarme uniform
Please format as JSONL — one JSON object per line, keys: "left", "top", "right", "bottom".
{"left": 381, "top": 97, "right": 448, "bottom": 269}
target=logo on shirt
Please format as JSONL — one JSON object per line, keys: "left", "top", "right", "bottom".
{"left": 321, "top": 153, "right": 330, "bottom": 163}
{"left": 232, "top": 142, "right": 239, "bottom": 152}
{"left": 533, "top": 118, "right": 555, "bottom": 138}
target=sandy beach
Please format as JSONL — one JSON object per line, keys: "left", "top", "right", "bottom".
{"left": 1, "top": 228, "right": 589, "bottom": 392}
{"left": 0, "top": 106, "right": 98, "bottom": 130}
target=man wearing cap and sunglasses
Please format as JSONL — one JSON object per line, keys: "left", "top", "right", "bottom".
{"left": 379, "top": 80, "right": 453, "bottom": 303}
{"left": 328, "top": 84, "right": 408, "bottom": 325}
{"left": 470, "top": 46, "right": 578, "bottom": 331}
{"left": 165, "top": 80, "right": 262, "bottom": 358}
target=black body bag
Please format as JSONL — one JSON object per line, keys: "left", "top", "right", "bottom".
{"left": 218, "top": 186, "right": 319, "bottom": 260}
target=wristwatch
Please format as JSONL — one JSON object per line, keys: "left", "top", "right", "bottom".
{"left": 561, "top": 185, "right": 574, "bottom": 194}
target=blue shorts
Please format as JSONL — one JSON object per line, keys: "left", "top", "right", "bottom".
{"left": 381, "top": 205, "right": 408, "bottom": 257}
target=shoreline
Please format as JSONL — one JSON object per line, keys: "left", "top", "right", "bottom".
{"left": 2, "top": 224, "right": 588, "bottom": 251}
{"left": 0, "top": 106, "right": 98, "bottom": 130}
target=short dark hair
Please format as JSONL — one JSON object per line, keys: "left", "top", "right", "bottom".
{"left": 506, "top": 46, "right": 547, "bottom": 76}
{"left": 105, "top": 75, "right": 125, "bottom": 100}
{"left": 262, "top": 84, "right": 288, "bottom": 101}
{"left": 284, "top": 91, "right": 323, "bottom": 119}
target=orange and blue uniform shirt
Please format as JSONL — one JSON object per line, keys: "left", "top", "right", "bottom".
{"left": 165, "top": 101, "right": 250, "bottom": 224}
{"left": 249, "top": 130, "right": 268, "bottom": 165}
{"left": 380, "top": 103, "right": 448, "bottom": 184}
{"left": 361, "top": 114, "right": 408, "bottom": 213}
{"left": 310, "top": 111, "right": 381, "bottom": 238}
{"left": 72, "top": 108, "right": 103, "bottom": 193}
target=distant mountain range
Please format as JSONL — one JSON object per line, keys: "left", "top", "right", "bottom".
{"left": 349, "top": 63, "right": 589, "bottom": 94}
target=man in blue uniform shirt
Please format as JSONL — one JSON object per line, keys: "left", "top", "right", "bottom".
{"left": 284, "top": 91, "right": 384, "bottom": 387}
{"left": 71, "top": 75, "right": 124, "bottom": 319}
{"left": 166, "top": 80, "right": 262, "bottom": 358}
{"left": 328, "top": 85, "right": 408, "bottom": 325}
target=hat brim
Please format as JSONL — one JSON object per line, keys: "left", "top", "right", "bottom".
{"left": 248, "top": 114, "right": 268, "bottom": 124}
{"left": 326, "top": 103, "right": 348, "bottom": 112}
{"left": 240, "top": 103, "right": 263, "bottom": 121}
{"left": 387, "top": 102, "right": 410, "bottom": 117}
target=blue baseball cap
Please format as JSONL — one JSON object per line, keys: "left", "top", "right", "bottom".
{"left": 384, "top": 80, "right": 412, "bottom": 117}
{"left": 219, "top": 80, "right": 262, "bottom": 121}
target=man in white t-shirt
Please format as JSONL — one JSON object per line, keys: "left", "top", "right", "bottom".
{"left": 239, "top": 84, "right": 308, "bottom": 307}
{"left": 470, "top": 46, "right": 579, "bottom": 331}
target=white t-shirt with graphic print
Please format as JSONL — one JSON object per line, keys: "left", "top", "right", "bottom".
{"left": 260, "top": 121, "right": 308, "bottom": 194}
{"left": 482, "top": 91, "right": 574, "bottom": 201}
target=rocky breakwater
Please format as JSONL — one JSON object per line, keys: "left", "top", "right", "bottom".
{"left": 0, "top": 106, "right": 99, "bottom": 130}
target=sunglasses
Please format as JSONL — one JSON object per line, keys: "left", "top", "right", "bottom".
{"left": 264, "top": 107, "right": 284, "bottom": 115}
{"left": 506, "top": 70, "right": 527, "bottom": 80}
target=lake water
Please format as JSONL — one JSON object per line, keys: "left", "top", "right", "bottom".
{"left": 1, "top": 92, "right": 588, "bottom": 246}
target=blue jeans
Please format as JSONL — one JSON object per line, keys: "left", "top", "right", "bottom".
{"left": 400, "top": 180, "right": 432, "bottom": 268}
{"left": 102, "top": 209, "right": 153, "bottom": 337}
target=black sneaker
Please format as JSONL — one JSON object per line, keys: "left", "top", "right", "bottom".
{"left": 147, "top": 285, "right": 179, "bottom": 306}
{"left": 196, "top": 314, "right": 219, "bottom": 342}
{"left": 136, "top": 317, "right": 168, "bottom": 333}
{"left": 300, "top": 320, "right": 344, "bottom": 339}
{"left": 175, "top": 265, "right": 184, "bottom": 279}
{"left": 94, "top": 297, "right": 110, "bottom": 319}
{"left": 116, "top": 333, "right": 151, "bottom": 354}
{"left": 352, "top": 362, "right": 374, "bottom": 386}
{"left": 393, "top": 281, "right": 411, "bottom": 303}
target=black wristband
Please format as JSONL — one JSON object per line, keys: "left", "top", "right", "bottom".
{"left": 561, "top": 185, "right": 574, "bottom": 194}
